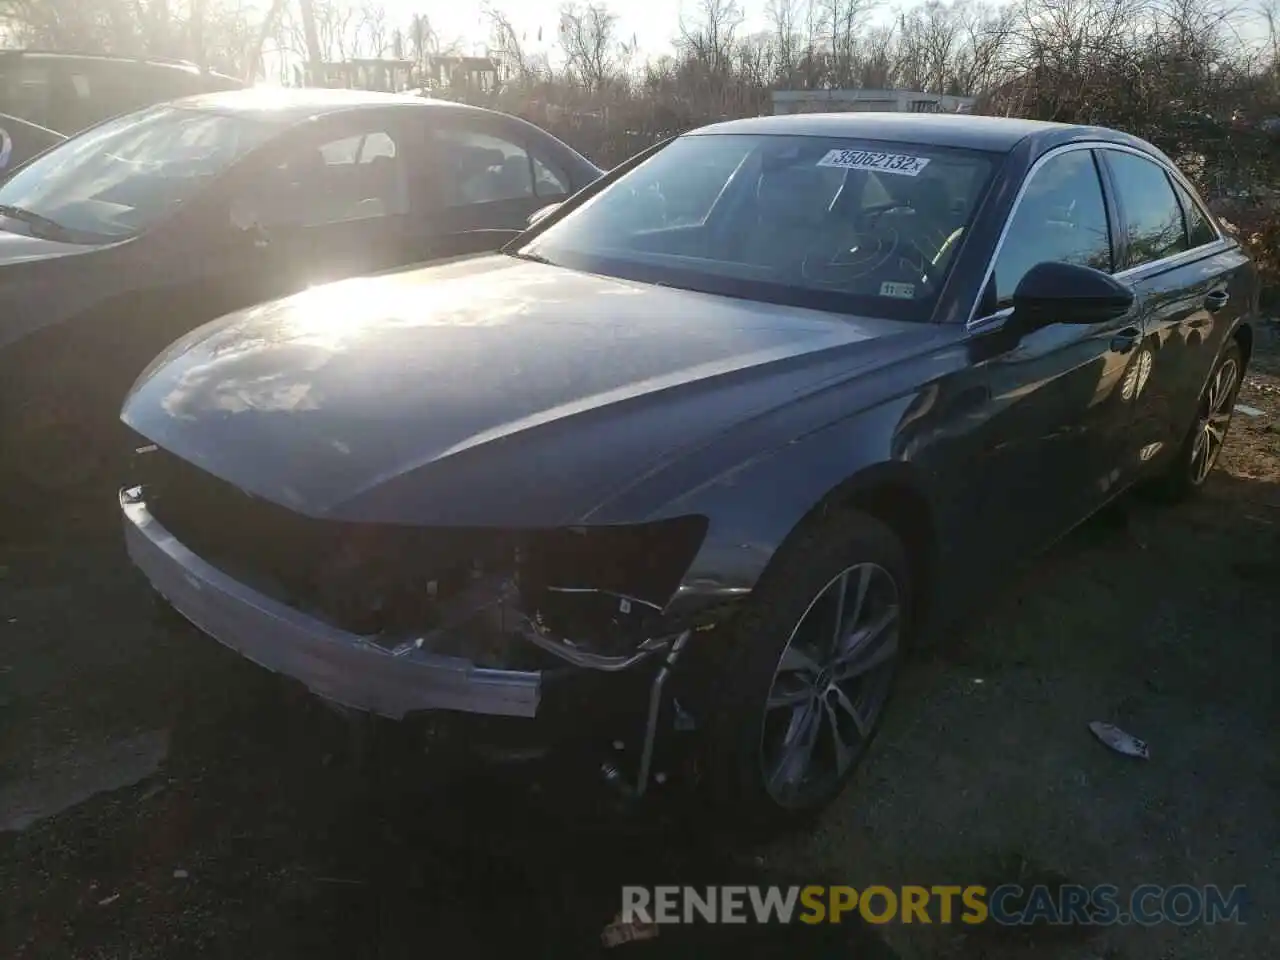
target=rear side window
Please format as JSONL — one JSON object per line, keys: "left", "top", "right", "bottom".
{"left": 1172, "top": 180, "right": 1218, "bottom": 248}
{"left": 435, "top": 128, "right": 534, "bottom": 205}
{"left": 319, "top": 132, "right": 396, "bottom": 165}
{"left": 993, "top": 150, "right": 1112, "bottom": 305}
{"left": 1104, "top": 150, "right": 1189, "bottom": 268}
{"left": 532, "top": 154, "right": 570, "bottom": 198}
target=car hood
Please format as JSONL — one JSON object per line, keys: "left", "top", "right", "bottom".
{"left": 123, "top": 255, "right": 927, "bottom": 526}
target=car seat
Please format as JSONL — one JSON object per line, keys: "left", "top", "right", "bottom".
{"left": 737, "top": 162, "right": 838, "bottom": 271}
{"left": 363, "top": 154, "right": 404, "bottom": 214}
{"left": 492, "top": 154, "right": 532, "bottom": 200}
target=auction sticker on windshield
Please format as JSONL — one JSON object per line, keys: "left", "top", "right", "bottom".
{"left": 817, "top": 150, "right": 930, "bottom": 176}
{"left": 879, "top": 281, "right": 916, "bottom": 299}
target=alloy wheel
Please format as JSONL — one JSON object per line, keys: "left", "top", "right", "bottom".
{"left": 759, "top": 562, "right": 901, "bottom": 809}
{"left": 1190, "top": 357, "right": 1239, "bottom": 486}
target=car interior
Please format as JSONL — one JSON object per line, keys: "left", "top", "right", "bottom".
{"left": 251, "top": 134, "right": 409, "bottom": 228}
{"left": 449, "top": 144, "right": 534, "bottom": 204}
{"left": 609, "top": 145, "right": 983, "bottom": 298}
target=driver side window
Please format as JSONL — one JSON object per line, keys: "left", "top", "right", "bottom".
{"left": 992, "top": 150, "right": 1113, "bottom": 307}
{"left": 232, "top": 126, "right": 409, "bottom": 231}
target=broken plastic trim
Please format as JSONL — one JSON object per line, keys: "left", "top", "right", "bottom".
{"left": 543, "top": 586, "right": 665, "bottom": 614}
{"left": 132, "top": 446, "right": 708, "bottom": 663}
{"left": 520, "top": 616, "right": 675, "bottom": 671}
{"left": 599, "top": 629, "right": 691, "bottom": 798}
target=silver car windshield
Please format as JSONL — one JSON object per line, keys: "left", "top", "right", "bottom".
{"left": 523, "top": 133, "right": 997, "bottom": 320}
{"left": 0, "top": 104, "right": 278, "bottom": 241}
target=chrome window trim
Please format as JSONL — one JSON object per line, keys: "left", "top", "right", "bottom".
{"left": 1111, "top": 236, "right": 1232, "bottom": 282}
{"left": 966, "top": 141, "right": 1231, "bottom": 331}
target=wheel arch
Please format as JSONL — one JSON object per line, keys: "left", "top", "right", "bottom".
{"left": 1232, "top": 317, "right": 1253, "bottom": 369}
{"left": 667, "top": 447, "right": 942, "bottom": 638}
{"left": 831, "top": 471, "right": 938, "bottom": 630}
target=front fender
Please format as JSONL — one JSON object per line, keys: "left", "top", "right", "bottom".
{"left": 637, "top": 390, "right": 934, "bottom": 620}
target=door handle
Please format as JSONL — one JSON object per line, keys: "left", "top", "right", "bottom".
{"left": 1204, "top": 288, "right": 1230, "bottom": 312}
{"left": 1110, "top": 326, "right": 1142, "bottom": 354}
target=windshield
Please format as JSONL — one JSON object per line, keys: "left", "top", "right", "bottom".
{"left": 0, "top": 104, "right": 278, "bottom": 241}
{"left": 522, "top": 133, "right": 997, "bottom": 320}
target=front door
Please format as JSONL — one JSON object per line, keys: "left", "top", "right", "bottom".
{"left": 221, "top": 112, "right": 420, "bottom": 295}
{"left": 959, "top": 147, "right": 1145, "bottom": 564}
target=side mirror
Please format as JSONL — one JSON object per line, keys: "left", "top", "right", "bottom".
{"left": 527, "top": 202, "right": 562, "bottom": 227}
{"left": 1012, "top": 261, "right": 1134, "bottom": 329}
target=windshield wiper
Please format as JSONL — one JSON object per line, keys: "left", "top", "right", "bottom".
{"left": 0, "top": 204, "right": 77, "bottom": 241}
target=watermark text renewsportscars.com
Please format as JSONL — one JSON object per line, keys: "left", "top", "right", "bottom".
{"left": 620, "top": 884, "right": 1248, "bottom": 927}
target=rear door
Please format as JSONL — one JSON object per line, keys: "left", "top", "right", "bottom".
{"left": 419, "top": 116, "right": 576, "bottom": 255}
{"left": 1096, "top": 147, "right": 1252, "bottom": 474}
{"left": 962, "top": 147, "right": 1143, "bottom": 562}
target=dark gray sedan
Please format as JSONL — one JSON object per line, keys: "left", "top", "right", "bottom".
{"left": 0, "top": 88, "right": 600, "bottom": 511}
{"left": 120, "top": 113, "right": 1257, "bottom": 827}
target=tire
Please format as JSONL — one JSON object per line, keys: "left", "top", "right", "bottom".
{"left": 699, "top": 508, "right": 912, "bottom": 833}
{"left": 1151, "top": 340, "right": 1245, "bottom": 503}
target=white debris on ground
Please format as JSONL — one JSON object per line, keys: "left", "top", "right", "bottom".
{"left": 601, "top": 912, "right": 660, "bottom": 948}
{"left": 1088, "top": 721, "right": 1151, "bottom": 760}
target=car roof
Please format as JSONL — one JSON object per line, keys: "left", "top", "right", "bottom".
{"left": 170, "top": 87, "right": 484, "bottom": 124}
{"left": 0, "top": 48, "right": 242, "bottom": 84}
{"left": 687, "top": 113, "right": 1127, "bottom": 153}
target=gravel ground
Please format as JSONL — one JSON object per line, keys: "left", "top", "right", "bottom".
{"left": 2, "top": 329, "right": 1277, "bottom": 960}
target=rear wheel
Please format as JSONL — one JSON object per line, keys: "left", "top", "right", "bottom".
{"left": 1152, "top": 341, "right": 1244, "bottom": 502}
{"left": 700, "top": 510, "right": 910, "bottom": 831}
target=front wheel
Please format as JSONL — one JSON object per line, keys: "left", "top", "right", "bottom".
{"left": 700, "top": 510, "right": 911, "bottom": 831}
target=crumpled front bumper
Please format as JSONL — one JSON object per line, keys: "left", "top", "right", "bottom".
{"left": 121, "top": 490, "right": 543, "bottom": 720}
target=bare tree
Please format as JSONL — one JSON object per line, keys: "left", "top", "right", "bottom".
{"left": 821, "top": 0, "right": 878, "bottom": 85}
{"left": 245, "top": 0, "right": 291, "bottom": 81}
{"left": 272, "top": 0, "right": 360, "bottom": 64}
{"left": 765, "top": 0, "right": 802, "bottom": 83}
{"left": 854, "top": 23, "right": 896, "bottom": 86}
{"left": 1, "top": 0, "right": 257, "bottom": 73}
{"left": 679, "top": 0, "right": 746, "bottom": 80}
{"left": 558, "top": 2, "right": 619, "bottom": 91}
{"left": 354, "top": 1, "right": 390, "bottom": 58}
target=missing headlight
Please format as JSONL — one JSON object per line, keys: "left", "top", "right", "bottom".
{"left": 519, "top": 516, "right": 708, "bottom": 657}
{"left": 142, "top": 452, "right": 707, "bottom": 668}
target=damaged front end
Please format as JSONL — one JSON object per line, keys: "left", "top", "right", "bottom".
{"left": 123, "top": 448, "right": 723, "bottom": 796}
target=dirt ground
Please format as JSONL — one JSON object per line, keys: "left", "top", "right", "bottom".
{"left": 2, "top": 328, "right": 1277, "bottom": 960}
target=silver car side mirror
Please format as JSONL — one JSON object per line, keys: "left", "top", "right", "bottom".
{"left": 527, "top": 202, "right": 562, "bottom": 227}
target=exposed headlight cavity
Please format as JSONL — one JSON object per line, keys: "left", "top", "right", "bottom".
{"left": 519, "top": 515, "right": 708, "bottom": 655}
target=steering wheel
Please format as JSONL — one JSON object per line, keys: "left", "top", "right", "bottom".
{"left": 856, "top": 199, "right": 957, "bottom": 267}
{"left": 802, "top": 229, "right": 944, "bottom": 292}
{"left": 859, "top": 200, "right": 917, "bottom": 230}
